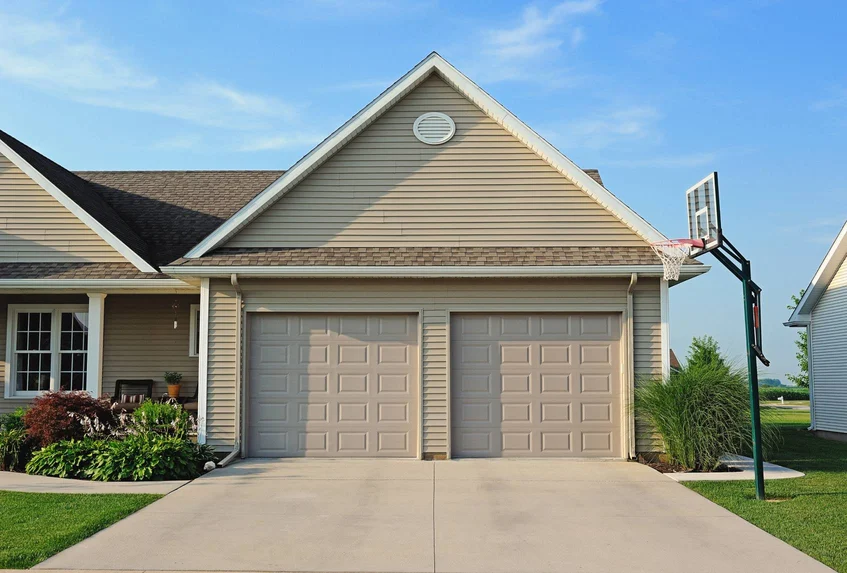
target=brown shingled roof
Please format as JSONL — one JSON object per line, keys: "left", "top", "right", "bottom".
{"left": 169, "top": 246, "right": 663, "bottom": 267}
{"left": 0, "top": 263, "right": 168, "bottom": 280}
{"left": 76, "top": 170, "right": 283, "bottom": 266}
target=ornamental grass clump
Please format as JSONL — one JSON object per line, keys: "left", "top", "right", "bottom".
{"left": 636, "top": 360, "right": 780, "bottom": 471}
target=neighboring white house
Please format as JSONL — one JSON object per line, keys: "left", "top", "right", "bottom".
{"left": 786, "top": 221, "right": 847, "bottom": 439}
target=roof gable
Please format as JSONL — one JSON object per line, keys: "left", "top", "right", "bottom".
{"left": 0, "top": 129, "right": 156, "bottom": 272}
{"left": 787, "top": 221, "right": 847, "bottom": 325}
{"left": 224, "top": 74, "right": 646, "bottom": 249}
{"left": 186, "top": 52, "right": 666, "bottom": 258}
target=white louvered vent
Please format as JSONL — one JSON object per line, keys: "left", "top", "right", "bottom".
{"left": 413, "top": 112, "right": 455, "bottom": 145}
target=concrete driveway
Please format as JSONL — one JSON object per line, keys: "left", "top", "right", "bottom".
{"left": 36, "top": 459, "right": 832, "bottom": 573}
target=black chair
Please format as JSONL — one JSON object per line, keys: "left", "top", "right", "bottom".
{"left": 111, "top": 379, "right": 155, "bottom": 411}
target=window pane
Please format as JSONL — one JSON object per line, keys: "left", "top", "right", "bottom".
{"left": 38, "top": 372, "right": 50, "bottom": 391}
{"left": 40, "top": 332, "right": 51, "bottom": 350}
{"left": 62, "top": 312, "right": 72, "bottom": 331}
{"left": 17, "top": 313, "right": 28, "bottom": 332}
{"left": 61, "top": 353, "right": 72, "bottom": 371}
{"left": 61, "top": 332, "right": 71, "bottom": 349}
{"left": 71, "top": 373, "right": 84, "bottom": 391}
{"left": 16, "top": 332, "right": 26, "bottom": 350}
{"left": 40, "top": 313, "right": 51, "bottom": 331}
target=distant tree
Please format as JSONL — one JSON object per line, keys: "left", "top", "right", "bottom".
{"left": 759, "top": 378, "right": 784, "bottom": 387}
{"left": 686, "top": 335, "right": 730, "bottom": 374}
{"left": 786, "top": 290, "right": 809, "bottom": 388}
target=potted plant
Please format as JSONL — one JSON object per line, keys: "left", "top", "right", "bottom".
{"left": 164, "top": 371, "right": 183, "bottom": 399}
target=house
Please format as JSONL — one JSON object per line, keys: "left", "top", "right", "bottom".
{"left": 0, "top": 53, "right": 707, "bottom": 460}
{"left": 785, "top": 221, "right": 847, "bottom": 440}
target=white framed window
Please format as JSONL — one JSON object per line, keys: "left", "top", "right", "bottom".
{"left": 189, "top": 304, "right": 201, "bottom": 358}
{"left": 5, "top": 305, "right": 89, "bottom": 398}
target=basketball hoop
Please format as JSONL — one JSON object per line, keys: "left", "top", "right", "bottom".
{"left": 651, "top": 239, "right": 704, "bottom": 281}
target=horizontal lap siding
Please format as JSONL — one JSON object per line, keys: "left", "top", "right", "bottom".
{"left": 199, "top": 277, "right": 652, "bottom": 454}
{"left": 632, "top": 279, "right": 663, "bottom": 452}
{"left": 0, "top": 153, "right": 125, "bottom": 262}
{"left": 226, "top": 74, "right": 644, "bottom": 249}
{"left": 811, "top": 256, "right": 847, "bottom": 433}
{"left": 102, "top": 295, "right": 199, "bottom": 398}
{"left": 206, "top": 281, "right": 239, "bottom": 448}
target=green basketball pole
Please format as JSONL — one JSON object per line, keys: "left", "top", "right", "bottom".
{"left": 742, "top": 259, "right": 766, "bottom": 500}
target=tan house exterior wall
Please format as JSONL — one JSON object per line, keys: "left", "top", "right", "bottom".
{"left": 225, "top": 74, "right": 648, "bottom": 250}
{"left": 203, "top": 277, "right": 662, "bottom": 455}
{"left": 0, "top": 153, "right": 126, "bottom": 263}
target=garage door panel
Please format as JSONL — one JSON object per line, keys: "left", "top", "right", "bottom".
{"left": 248, "top": 314, "right": 418, "bottom": 458}
{"left": 451, "top": 313, "right": 621, "bottom": 458}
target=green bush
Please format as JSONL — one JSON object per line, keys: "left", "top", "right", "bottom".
{"left": 132, "top": 400, "right": 193, "bottom": 439}
{"left": 25, "top": 439, "right": 107, "bottom": 479}
{"left": 89, "top": 434, "right": 200, "bottom": 481}
{"left": 0, "top": 408, "right": 29, "bottom": 471}
{"left": 758, "top": 386, "right": 809, "bottom": 401}
{"left": 636, "top": 362, "right": 781, "bottom": 471}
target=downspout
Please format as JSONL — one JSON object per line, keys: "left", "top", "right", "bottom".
{"left": 625, "top": 273, "right": 637, "bottom": 459}
{"left": 218, "top": 273, "right": 244, "bottom": 467}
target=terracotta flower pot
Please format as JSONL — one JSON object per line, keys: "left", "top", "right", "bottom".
{"left": 167, "top": 384, "right": 181, "bottom": 399}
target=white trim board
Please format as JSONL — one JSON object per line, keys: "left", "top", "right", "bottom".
{"left": 162, "top": 264, "right": 709, "bottom": 279}
{"left": 0, "top": 279, "right": 196, "bottom": 290}
{"left": 0, "top": 139, "right": 157, "bottom": 274}
{"left": 786, "top": 221, "right": 847, "bottom": 326}
{"left": 185, "top": 52, "right": 668, "bottom": 258}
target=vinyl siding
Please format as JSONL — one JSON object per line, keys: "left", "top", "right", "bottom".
{"left": 206, "top": 280, "right": 239, "bottom": 448}
{"left": 632, "top": 279, "right": 663, "bottom": 452}
{"left": 810, "top": 254, "right": 847, "bottom": 433}
{"left": 226, "top": 74, "right": 646, "bottom": 249}
{"left": 204, "top": 277, "right": 662, "bottom": 455}
{"left": 0, "top": 294, "right": 199, "bottom": 414}
{"left": 0, "top": 153, "right": 126, "bottom": 262}
{"left": 102, "top": 295, "right": 199, "bottom": 398}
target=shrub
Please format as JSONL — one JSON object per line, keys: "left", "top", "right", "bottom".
{"left": 24, "top": 391, "right": 114, "bottom": 448}
{"left": 132, "top": 400, "right": 194, "bottom": 439}
{"left": 26, "top": 439, "right": 107, "bottom": 479}
{"left": 0, "top": 408, "right": 29, "bottom": 471}
{"left": 758, "top": 386, "right": 809, "bottom": 401}
{"left": 89, "top": 434, "right": 200, "bottom": 481}
{"left": 636, "top": 362, "right": 781, "bottom": 471}
{"left": 164, "top": 371, "right": 183, "bottom": 385}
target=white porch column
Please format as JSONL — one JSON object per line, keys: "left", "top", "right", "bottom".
{"left": 86, "top": 293, "right": 107, "bottom": 397}
{"left": 197, "top": 279, "right": 210, "bottom": 444}
{"left": 660, "top": 279, "right": 670, "bottom": 379}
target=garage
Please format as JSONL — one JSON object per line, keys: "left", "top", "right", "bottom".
{"left": 451, "top": 313, "right": 622, "bottom": 458}
{"left": 247, "top": 313, "right": 418, "bottom": 457}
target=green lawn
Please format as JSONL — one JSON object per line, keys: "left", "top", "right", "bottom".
{"left": 686, "top": 408, "right": 847, "bottom": 572}
{"left": 0, "top": 491, "right": 161, "bottom": 569}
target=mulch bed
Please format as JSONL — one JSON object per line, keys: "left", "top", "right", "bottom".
{"left": 635, "top": 454, "right": 741, "bottom": 474}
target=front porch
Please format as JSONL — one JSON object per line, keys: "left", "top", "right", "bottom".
{"left": 0, "top": 293, "right": 200, "bottom": 414}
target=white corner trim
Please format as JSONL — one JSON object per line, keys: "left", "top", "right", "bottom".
{"left": 660, "top": 279, "right": 670, "bottom": 379}
{"left": 85, "top": 293, "right": 107, "bottom": 397}
{"left": 807, "top": 317, "right": 815, "bottom": 430}
{"left": 3, "top": 307, "right": 13, "bottom": 399}
{"left": 0, "top": 139, "right": 157, "bottom": 273}
{"left": 189, "top": 304, "right": 200, "bottom": 357}
{"left": 162, "top": 264, "right": 710, "bottom": 279}
{"left": 197, "top": 278, "right": 210, "bottom": 444}
{"left": 185, "top": 52, "right": 668, "bottom": 258}
{"left": 788, "top": 221, "right": 847, "bottom": 323}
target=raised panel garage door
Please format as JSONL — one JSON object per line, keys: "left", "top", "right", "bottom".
{"left": 451, "top": 313, "right": 621, "bottom": 458}
{"left": 248, "top": 314, "right": 418, "bottom": 457}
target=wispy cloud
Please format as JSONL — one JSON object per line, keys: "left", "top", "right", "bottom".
{"left": 152, "top": 134, "right": 204, "bottom": 151}
{"left": 237, "top": 133, "right": 327, "bottom": 152}
{"left": 811, "top": 87, "right": 847, "bottom": 111}
{"left": 554, "top": 106, "right": 662, "bottom": 149}
{"left": 466, "top": 0, "right": 601, "bottom": 86}
{"left": 0, "top": 11, "right": 309, "bottom": 145}
{"left": 605, "top": 152, "right": 718, "bottom": 169}
{"left": 318, "top": 79, "right": 392, "bottom": 93}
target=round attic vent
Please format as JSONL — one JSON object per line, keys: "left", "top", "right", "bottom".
{"left": 413, "top": 112, "right": 455, "bottom": 145}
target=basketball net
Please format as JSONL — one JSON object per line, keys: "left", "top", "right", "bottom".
{"left": 651, "top": 239, "right": 702, "bottom": 281}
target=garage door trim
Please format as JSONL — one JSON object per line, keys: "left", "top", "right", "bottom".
{"left": 244, "top": 310, "right": 424, "bottom": 459}
{"left": 446, "top": 309, "right": 630, "bottom": 460}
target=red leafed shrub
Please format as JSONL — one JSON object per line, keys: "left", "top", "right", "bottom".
{"left": 24, "top": 391, "right": 114, "bottom": 448}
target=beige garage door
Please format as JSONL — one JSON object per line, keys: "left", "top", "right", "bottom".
{"left": 248, "top": 314, "right": 418, "bottom": 457}
{"left": 451, "top": 313, "right": 621, "bottom": 458}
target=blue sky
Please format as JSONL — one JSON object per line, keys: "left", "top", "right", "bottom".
{"left": 1, "top": 0, "right": 844, "bottom": 380}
